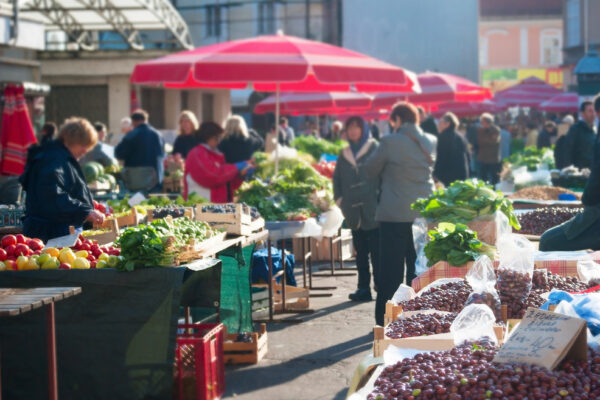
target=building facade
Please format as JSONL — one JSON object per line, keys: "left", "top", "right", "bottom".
{"left": 479, "top": 0, "right": 564, "bottom": 91}
{"left": 562, "top": 0, "right": 600, "bottom": 91}
{"left": 342, "top": 0, "right": 480, "bottom": 83}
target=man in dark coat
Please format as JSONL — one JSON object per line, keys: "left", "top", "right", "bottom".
{"left": 418, "top": 106, "right": 439, "bottom": 136}
{"left": 20, "top": 118, "right": 103, "bottom": 241}
{"left": 115, "top": 109, "right": 166, "bottom": 192}
{"left": 540, "top": 95, "right": 600, "bottom": 251}
{"left": 562, "top": 101, "right": 597, "bottom": 169}
{"left": 476, "top": 113, "right": 501, "bottom": 185}
{"left": 433, "top": 112, "right": 470, "bottom": 187}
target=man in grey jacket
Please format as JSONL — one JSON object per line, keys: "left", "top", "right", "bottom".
{"left": 365, "top": 102, "right": 437, "bottom": 326}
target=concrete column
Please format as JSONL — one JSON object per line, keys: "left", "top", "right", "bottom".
{"left": 107, "top": 75, "right": 130, "bottom": 145}
{"left": 187, "top": 90, "right": 204, "bottom": 123}
{"left": 213, "top": 89, "right": 232, "bottom": 126}
{"left": 164, "top": 89, "right": 181, "bottom": 130}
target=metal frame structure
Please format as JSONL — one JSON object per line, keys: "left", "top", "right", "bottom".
{"left": 18, "top": 0, "right": 193, "bottom": 50}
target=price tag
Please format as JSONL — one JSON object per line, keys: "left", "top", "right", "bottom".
{"left": 494, "top": 308, "right": 587, "bottom": 370}
{"left": 128, "top": 192, "right": 146, "bottom": 207}
{"left": 45, "top": 233, "right": 78, "bottom": 249}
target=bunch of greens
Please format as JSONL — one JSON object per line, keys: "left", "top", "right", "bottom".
{"left": 237, "top": 157, "right": 334, "bottom": 221}
{"left": 291, "top": 136, "right": 347, "bottom": 160}
{"left": 116, "top": 217, "right": 216, "bottom": 271}
{"left": 411, "top": 179, "right": 521, "bottom": 230}
{"left": 505, "top": 146, "right": 554, "bottom": 171}
{"left": 107, "top": 193, "right": 207, "bottom": 213}
{"left": 424, "top": 222, "right": 495, "bottom": 267}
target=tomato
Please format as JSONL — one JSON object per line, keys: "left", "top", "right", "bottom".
{"left": 82, "top": 243, "right": 91, "bottom": 251}
{"left": 27, "top": 239, "right": 43, "bottom": 251}
{"left": 0, "top": 248, "right": 7, "bottom": 261}
{"left": 4, "top": 244, "right": 16, "bottom": 256}
{"left": 15, "top": 234, "right": 26, "bottom": 244}
{"left": 1, "top": 235, "right": 17, "bottom": 248}
{"left": 14, "top": 244, "right": 31, "bottom": 257}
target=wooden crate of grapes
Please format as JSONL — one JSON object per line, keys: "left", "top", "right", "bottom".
{"left": 223, "top": 323, "right": 268, "bottom": 365}
{"left": 195, "top": 203, "right": 265, "bottom": 236}
{"left": 147, "top": 207, "right": 194, "bottom": 222}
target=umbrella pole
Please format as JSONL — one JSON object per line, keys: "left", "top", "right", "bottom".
{"left": 275, "top": 82, "right": 280, "bottom": 176}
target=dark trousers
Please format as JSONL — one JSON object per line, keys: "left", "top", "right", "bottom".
{"left": 352, "top": 228, "right": 380, "bottom": 291}
{"left": 540, "top": 217, "right": 600, "bottom": 251}
{"left": 375, "top": 222, "right": 417, "bottom": 326}
{"left": 478, "top": 162, "right": 501, "bottom": 185}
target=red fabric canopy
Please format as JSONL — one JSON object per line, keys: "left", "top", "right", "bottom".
{"left": 131, "top": 33, "right": 419, "bottom": 93}
{"left": 538, "top": 92, "right": 579, "bottom": 113}
{"left": 372, "top": 71, "right": 492, "bottom": 109}
{"left": 432, "top": 100, "right": 502, "bottom": 118}
{"left": 254, "top": 92, "right": 373, "bottom": 114}
{"left": 0, "top": 85, "right": 37, "bottom": 175}
{"left": 493, "top": 76, "right": 562, "bottom": 108}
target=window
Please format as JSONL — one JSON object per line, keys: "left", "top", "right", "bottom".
{"left": 258, "top": 1, "right": 275, "bottom": 35}
{"left": 205, "top": 5, "right": 221, "bottom": 38}
{"left": 566, "top": 0, "right": 581, "bottom": 47}
{"left": 541, "top": 30, "right": 562, "bottom": 65}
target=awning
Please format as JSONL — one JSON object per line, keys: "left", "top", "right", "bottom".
{"left": 16, "top": 0, "right": 193, "bottom": 51}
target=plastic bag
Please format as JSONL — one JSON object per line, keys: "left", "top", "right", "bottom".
{"left": 464, "top": 255, "right": 501, "bottom": 320}
{"left": 511, "top": 166, "right": 552, "bottom": 191}
{"left": 318, "top": 206, "right": 344, "bottom": 238}
{"left": 450, "top": 304, "right": 498, "bottom": 346}
{"left": 391, "top": 284, "right": 416, "bottom": 304}
{"left": 496, "top": 234, "right": 535, "bottom": 319}
{"left": 577, "top": 259, "right": 600, "bottom": 287}
{"left": 553, "top": 298, "right": 596, "bottom": 344}
{"left": 412, "top": 218, "right": 429, "bottom": 276}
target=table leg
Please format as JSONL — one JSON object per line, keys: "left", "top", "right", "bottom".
{"left": 0, "top": 346, "right": 3, "bottom": 400}
{"left": 301, "top": 238, "right": 307, "bottom": 288}
{"left": 184, "top": 307, "right": 191, "bottom": 325}
{"left": 267, "top": 239, "right": 273, "bottom": 322}
{"left": 313, "top": 233, "right": 356, "bottom": 277}
{"left": 46, "top": 302, "right": 58, "bottom": 400}
{"left": 280, "top": 240, "right": 287, "bottom": 313}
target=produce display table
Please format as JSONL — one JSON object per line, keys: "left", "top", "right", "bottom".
{"left": 0, "top": 287, "right": 81, "bottom": 400}
{"left": 0, "top": 261, "right": 221, "bottom": 400}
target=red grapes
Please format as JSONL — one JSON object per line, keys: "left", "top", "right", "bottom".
{"left": 385, "top": 313, "right": 457, "bottom": 339}
{"left": 516, "top": 207, "right": 583, "bottom": 236}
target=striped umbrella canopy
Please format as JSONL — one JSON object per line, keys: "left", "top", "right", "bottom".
{"left": 433, "top": 100, "right": 503, "bottom": 118}
{"left": 538, "top": 92, "right": 579, "bottom": 113}
{"left": 493, "top": 76, "right": 562, "bottom": 108}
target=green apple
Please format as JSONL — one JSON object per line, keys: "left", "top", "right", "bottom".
{"left": 107, "top": 255, "right": 119, "bottom": 268}
{"left": 41, "top": 257, "right": 59, "bottom": 270}
{"left": 37, "top": 253, "right": 51, "bottom": 266}
{"left": 96, "top": 260, "right": 108, "bottom": 269}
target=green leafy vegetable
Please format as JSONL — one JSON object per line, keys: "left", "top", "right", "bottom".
{"left": 411, "top": 179, "right": 521, "bottom": 230}
{"left": 505, "top": 146, "right": 554, "bottom": 171}
{"left": 291, "top": 136, "right": 347, "bottom": 160}
{"left": 424, "top": 222, "right": 496, "bottom": 267}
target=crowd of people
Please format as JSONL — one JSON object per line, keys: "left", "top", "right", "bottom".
{"left": 16, "top": 93, "right": 600, "bottom": 325}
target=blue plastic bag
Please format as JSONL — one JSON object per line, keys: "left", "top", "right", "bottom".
{"left": 542, "top": 290, "right": 600, "bottom": 336}
{"left": 252, "top": 247, "right": 297, "bottom": 286}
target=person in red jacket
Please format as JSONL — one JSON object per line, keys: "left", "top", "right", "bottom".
{"left": 184, "top": 121, "right": 254, "bottom": 203}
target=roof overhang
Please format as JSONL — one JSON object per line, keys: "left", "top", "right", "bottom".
{"left": 17, "top": 0, "right": 193, "bottom": 51}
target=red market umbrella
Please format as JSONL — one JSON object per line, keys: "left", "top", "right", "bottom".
{"left": 372, "top": 71, "right": 492, "bottom": 109}
{"left": 254, "top": 92, "right": 373, "bottom": 115}
{"left": 432, "top": 100, "right": 502, "bottom": 118}
{"left": 0, "top": 85, "right": 37, "bottom": 175}
{"left": 493, "top": 76, "right": 562, "bottom": 108}
{"left": 538, "top": 92, "right": 579, "bottom": 113}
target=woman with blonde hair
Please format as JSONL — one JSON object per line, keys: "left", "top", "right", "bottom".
{"left": 20, "top": 117, "right": 104, "bottom": 241}
{"left": 219, "top": 115, "right": 264, "bottom": 163}
{"left": 172, "top": 110, "right": 200, "bottom": 158}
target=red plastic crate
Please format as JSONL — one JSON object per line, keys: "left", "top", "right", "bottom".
{"left": 174, "top": 323, "right": 225, "bottom": 400}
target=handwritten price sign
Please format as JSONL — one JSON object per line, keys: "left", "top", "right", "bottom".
{"left": 494, "top": 308, "right": 587, "bottom": 370}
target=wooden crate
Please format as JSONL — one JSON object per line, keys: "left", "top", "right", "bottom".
{"left": 195, "top": 203, "right": 265, "bottom": 236}
{"left": 251, "top": 285, "right": 270, "bottom": 312}
{"left": 147, "top": 207, "right": 194, "bottom": 222}
{"left": 252, "top": 282, "right": 310, "bottom": 312}
{"left": 176, "top": 232, "right": 228, "bottom": 263}
{"left": 384, "top": 301, "right": 404, "bottom": 326}
{"left": 100, "top": 207, "right": 141, "bottom": 229}
{"left": 292, "top": 229, "right": 354, "bottom": 262}
{"left": 162, "top": 176, "right": 183, "bottom": 193}
{"left": 75, "top": 219, "right": 119, "bottom": 245}
{"left": 223, "top": 323, "right": 268, "bottom": 365}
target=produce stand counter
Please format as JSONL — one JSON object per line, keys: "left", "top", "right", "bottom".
{"left": 0, "top": 259, "right": 221, "bottom": 400}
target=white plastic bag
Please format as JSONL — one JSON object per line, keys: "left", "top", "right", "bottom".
{"left": 450, "top": 304, "right": 498, "bottom": 346}
{"left": 496, "top": 234, "right": 535, "bottom": 319}
{"left": 577, "top": 259, "right": 600, "bottom": 287}
{"left": 391, "top": 284, "right": 416, "bottom": 304}
{"left": 412, "top": 217, "right": 429, "bottom": 276}
{"left": 318, "top": 206, "right": 344, "bottom": 238}
{"left": 465, "top": 255, "right": 502, "bottom": 320}
{"left": 512, "top": 166, "right": 552, "bottom": 190}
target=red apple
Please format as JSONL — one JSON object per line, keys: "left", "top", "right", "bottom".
{"left": 59, "top": 263, "right": 71, "bottom": 270}
{"left": 87, "top": 254, "right": 95, "bottom": 262}
{"left": 111, "top": 248, "right": 120, "bottom": 256}
{"left": 14, "top": 244, "right": 30, "bottom": 257}
{"left": 0, "top": 248, "right": 7, "bottom": 261}
{"left": 33, "top": 250, "right": 41, "bottom": 255}
{"left": 1, "top": 235, "right": 17, "bottom": 248}
{"left": 15, "top": 234, "right": 26, "bottom": 244}
{"left": 27, "top": 239, "right": 43, "bottom": 251}
{"left": 4, "top": 244, "right": 16, "bottom": 256}
{"left": 90, "top": 260, "right": 97, "bottom": 269}
{"left": 82, "top": 243, "right": 91, "bottom": 252}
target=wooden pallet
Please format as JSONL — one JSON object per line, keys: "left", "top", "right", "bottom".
{"left": 195, "top": 203, "right": 265, "bottom": 236}
{"left": 223, "top": 323, "right": 268, "bottom": 365}
{"left": 252, "top": 282, "right": 310, "bottom": 312}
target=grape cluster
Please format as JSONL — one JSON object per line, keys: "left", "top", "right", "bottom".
{"left": 516, "top": 207, "right": 583, "bottom": 236}
{"left": 400, "top": 282, "right": 472, "bottom": 313}
{"left": 201, "top": 203, "right": 262, "bottom": 220}
{"left": 368, "top": 342, "right": 600, "bottom": 400}
{"left": 152, "top": 206, "right": 187, "bottom": 219}
{"left": 495, "top": 270, "right": 532, "bottom": 319}
{"left": 465, "top": 292, "right": 502, "bottom": 321}
{"left": 385, "top": 313, "right": 456, "bottom": 339}
{"left": 532, "top": 269, "right": 589, "bottom": 293}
